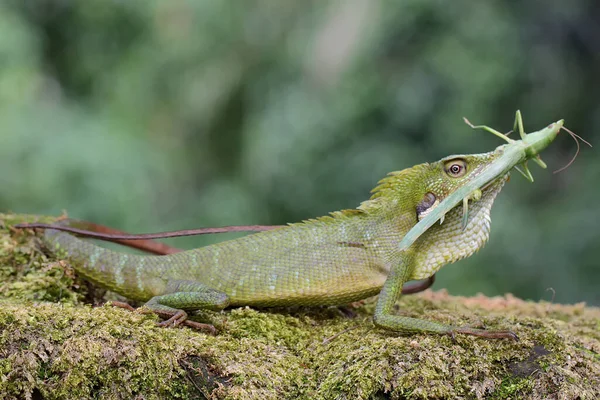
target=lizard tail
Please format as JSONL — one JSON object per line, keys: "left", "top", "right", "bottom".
{"left": 44, "top": 227, "right": 160, "bottom": 301}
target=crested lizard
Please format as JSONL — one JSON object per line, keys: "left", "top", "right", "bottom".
{"left": 16, "top": 111, "right": 572, "bottom": 339}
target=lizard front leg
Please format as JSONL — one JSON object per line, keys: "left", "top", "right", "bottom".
{"left": 373, "top": 253, "right": 518, "bottom": 340}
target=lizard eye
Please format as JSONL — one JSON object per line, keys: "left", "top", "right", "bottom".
{"left": 444, "top": 159, "right": 467, "bottom": 178}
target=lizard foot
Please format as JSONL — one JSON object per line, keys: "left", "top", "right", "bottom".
{"left": 448, "top": 326, "right": 519, "bottom": 341}
{"left": 156, "top": 309, "right": 217, "bottom": 334}
{"left": 107, "top": 301, "right": 217, "bottom": 334}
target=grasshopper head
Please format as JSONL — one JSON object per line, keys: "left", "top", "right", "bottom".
{"left": 521, "top": 119, "right": 563, "bottom": 160}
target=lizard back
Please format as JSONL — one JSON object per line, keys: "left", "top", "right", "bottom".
{"left": 44, "top": 212, "right": 411, "bottom": 306}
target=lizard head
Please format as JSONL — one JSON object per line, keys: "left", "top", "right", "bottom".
{"left": 415, "top": 151, "right": 505, "bottom": 223}
{"left": 401, "top": 112, "right": 568, "bottom": 278}
{"left": 401, "top": 151, "right": 510, "bottom": 280}
{"left": 398, "top": 112, "right": 566, "bottom": 256}
{"left": 362, "top": 111, "right": 570, "bottom": 277}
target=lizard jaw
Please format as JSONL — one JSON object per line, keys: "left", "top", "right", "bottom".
{"left": 411, "top": 172, "right": 510, "bottom": 280}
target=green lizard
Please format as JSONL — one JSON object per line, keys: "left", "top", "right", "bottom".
{"left": 17, "top": 111, "right": 570, "bottom": 339}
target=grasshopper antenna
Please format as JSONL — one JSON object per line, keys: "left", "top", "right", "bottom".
{"left": 553, "top": 126, "right": 592, "bottom": 174}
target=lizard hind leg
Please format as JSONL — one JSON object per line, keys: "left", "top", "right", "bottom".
{"left": 143, "top": 280, "right": 230, "bottom": 333}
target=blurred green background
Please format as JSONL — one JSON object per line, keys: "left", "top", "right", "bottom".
{"left": 1, "top": 1, "right": 598, "bottom": 306}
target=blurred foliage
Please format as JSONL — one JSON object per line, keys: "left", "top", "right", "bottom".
{"left": 1, "top": 0, "right": 599, "bottom": 305}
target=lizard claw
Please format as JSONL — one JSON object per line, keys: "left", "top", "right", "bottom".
{"left": 447, "top": 329, "right": 457, "bottom": 343}
{"left": 157, "top": 309, "right": 188, "bottom": 327}
{"left": 156, "top": 309, "right": 218, "bottom": 334}
{"left": 106, "top": 300, "right": 136, "bottom": 312}
{"left": 182, "top": 320, "right": 218, "bottom": 334}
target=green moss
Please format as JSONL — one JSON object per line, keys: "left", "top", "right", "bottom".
{"left": 0, "top": 214, "right": 84, "bottom": 305}
{"left": 492, "top": 377, "right": 533, "bottom": 399}
{"left": 0, "top": 213, "right": 599, "bottom": 399}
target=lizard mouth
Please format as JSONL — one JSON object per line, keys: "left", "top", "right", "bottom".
{"left": 417, "top": 173, "right": 510, "bottom": 222}
{"left": 416, "top": 173, "right": 510, "bottom": 221}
